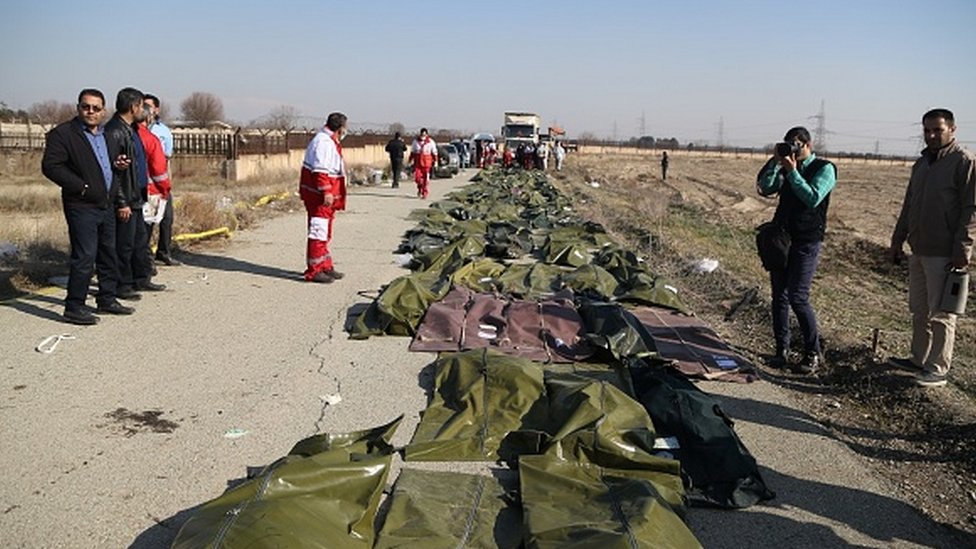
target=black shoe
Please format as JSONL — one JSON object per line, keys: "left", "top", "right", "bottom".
{"left": 136, "top": 281, "right": 166, "bottom": 292}
{"left": 768, "top": 350, "right": 789, "bottom": 369}
{"left": 324, "top": 269, "right": 345, "bottom": 280}
{"left": 64, "top": 308, "right": 99, "bottom": 325}
{"left": 155, "top": 254, "right": 182, "bottom": 267}
{"left": 392, "top": 183, "right": 399, "bottom": 188}
{"left": 97, "top": 300, "right": 135, "bottom": 315}
{"left": 796, "top": 352, "right": 821, "bottom": 374}
{"left": 116, "top": 287, "right": 142, "bottom": 301}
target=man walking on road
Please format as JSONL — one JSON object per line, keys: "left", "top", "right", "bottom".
{"left": 144, "top": 93, "right": 180, "bottom": 266}
{"left": 300, "top": 112, "right": 348, "bottom": 283}
{"left": 661, "top": 151, "right": 669, "bottom": 180}
{"left": 385, "top": 132, "right": 406, "bottom": 188}
{"left": 42, "top": 89, "right": 132, "bottom": 324}
{"left": 411, "top": 128, "right": 437, "bottom": 199}
{"left": 889, "top": 108, "right": 976, "bottom": 387}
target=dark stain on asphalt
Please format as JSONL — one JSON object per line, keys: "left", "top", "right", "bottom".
{"left": 105, "top": 407, "right": 180, "bottom": 436}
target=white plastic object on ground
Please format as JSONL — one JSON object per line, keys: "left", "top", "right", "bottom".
{"left": 223, "top": 428, "right": 248, "bottom": 439}
{"left": 692, "top": 258, "right": 720, "bottom": 274}
{"left": 35, "top": 334, "right": 76, "bottom": 354}
{"left": 321, "top": 393, "right": 342, "bottom": 406}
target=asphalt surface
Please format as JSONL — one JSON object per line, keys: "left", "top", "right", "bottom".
{"left": 0, "top": 170, "right": 966, "bottom": 549}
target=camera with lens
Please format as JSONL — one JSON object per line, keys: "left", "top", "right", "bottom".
{"left": 776, "top": 141, "right": 801, "bottom": 157}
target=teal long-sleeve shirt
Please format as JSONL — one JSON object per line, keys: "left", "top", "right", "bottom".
{"left": 756, "top": 153, "right": 836, "bottom": 208}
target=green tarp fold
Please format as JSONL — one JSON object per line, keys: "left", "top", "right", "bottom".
{"left": 171, "top": 417, "right": 402, "bottom": 549}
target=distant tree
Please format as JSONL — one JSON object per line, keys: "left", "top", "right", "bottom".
{"left": 156, "top": 100, "right": 172, "bottom": 123}
{"left": 180, "top": 91, "right": 225, "bottom": 127}
{"left": 388, "top": 122, "right": 405, "bottom": 135}
{"left": 28, "top": 100, "right": 76, "bottom": 125}
{"left": 265, "top": 105, "right": 298, "bottom": 131}
{"left": 577, "top": 131, "right": 598, "bottom": 145}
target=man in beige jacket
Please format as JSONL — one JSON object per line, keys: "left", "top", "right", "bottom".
{"left": 890, "top": 108, "right": 976, "bottom": 387}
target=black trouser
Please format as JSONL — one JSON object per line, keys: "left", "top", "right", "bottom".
{"left": 391, "top": 158, "right": 403, "bottom": 186}
{"left": 152, "top": 196, "right": 175, "bottom": 258}
{"left": 116, "top": 206, "right": 153, "bottom": 290}
{"left": 64, "top": 206, "right": 119, "bottom": 310}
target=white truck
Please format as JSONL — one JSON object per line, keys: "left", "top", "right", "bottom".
{"left": 501, "top": 112, "right": 541, "bottom": 150}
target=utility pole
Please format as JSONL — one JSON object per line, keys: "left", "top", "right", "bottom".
{"left": 612, "top": 120, "right": 618, "bottom": 143}
{"left": 717, "top": 116, "right": 725, "bottom": 148}
{"left": 813, "top": 99, "right": 827, "bottom": 151}
{"left": 638, "top": 111, "right": 646, "bottom": 138}
{"left": 874, "top": 140, "right": 880, "bottom": 155}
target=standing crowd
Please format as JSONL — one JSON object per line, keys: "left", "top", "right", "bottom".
{"left": 42, "top": 87, "right": 179, "bottom": 325}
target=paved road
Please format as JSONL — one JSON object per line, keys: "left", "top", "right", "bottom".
{"left": 0, "top": 171, "right": 966, "bottom": 548}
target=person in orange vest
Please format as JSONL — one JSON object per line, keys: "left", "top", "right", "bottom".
{"left": 299, "top": 112, "right": 348, "bottom": 283}
{"left": 410, "top": 128, "right": 438, "bottom": 199}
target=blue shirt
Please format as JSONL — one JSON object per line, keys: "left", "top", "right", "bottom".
{"left": 78, "top": 119, "right": 112, "bottom": 191}
{"left": 756, "top": 153, "right": 836, "bottom": 208}
{"left": 131, "top": 124, "right": 148, "bottom": 189}
{"left": 150, "top": 120, "right": 174, "bottom": 158}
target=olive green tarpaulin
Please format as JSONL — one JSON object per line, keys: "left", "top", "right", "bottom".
{"left": 171, "top": 417, "right": 402, "bottom": 549}
{"left": 578, "top": 300, "right": 658, "bottom": 362}
{"left": 519, "top": 455, "right": 702, "bottom": 549}
{"left": 404, "top": 349, "right": 546, "bottom": 462}
{"left": 349, "top": 273, "right": 450, "bottom": 339}
{"left": 374, "top": 469, "right": 524, "bottom": 549}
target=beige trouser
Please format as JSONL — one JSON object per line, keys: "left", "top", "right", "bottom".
{"left": 908, "top": 255, "right": 957, "bottom": 375}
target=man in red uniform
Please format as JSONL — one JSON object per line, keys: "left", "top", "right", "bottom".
{"left": 410, "top": 128, "right": 437, "bottom": 199}
{"left": 136, "top": 109, "right": 171, "bottom": 252}
{"left": 300, "top": 112, "right": 348, "bottom": 283}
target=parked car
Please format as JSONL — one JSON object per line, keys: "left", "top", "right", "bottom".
{"left": 433, "top": 144, "right": 460, "bottom": 178}
{"left": 450, "top": 139, "right": 472, "bottom": 169}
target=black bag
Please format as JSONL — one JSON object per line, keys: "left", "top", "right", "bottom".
{"left": 755, "top": 221, "right": 790, "bottom": 272}
{"left": 629, "top": 365, "right": 776, "bottom": 509}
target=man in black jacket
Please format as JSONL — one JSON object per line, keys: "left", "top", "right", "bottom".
{"left": 41, "top": 89, "right": 134, "bottom": 324}
{"left": 106, "top": 87, "right": 164, "bottom": 298}
{"left": 385, "top": 132, "right": 406, "bottom": 188}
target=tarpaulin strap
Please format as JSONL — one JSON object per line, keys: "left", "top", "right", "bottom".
{"left": 457, "top": 475, "right": 487, "bottom": 549}
{"left": 599, "top": 471, "right": 640, "bottom": 549}
{"left": 35, "top": 334, "right": 75, "bottom": 354}
{"left": 479, "top": 348, "right": 490, "bottom": 457}
{"left": 212, "top": 460, "right": 278, "bottom": 546}
{"left": 647, "top": 307, "right": 708, "bottom": 366}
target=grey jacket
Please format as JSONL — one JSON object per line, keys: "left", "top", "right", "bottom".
{"left": 892, "top": 141, "right": 976, "bottom": 262}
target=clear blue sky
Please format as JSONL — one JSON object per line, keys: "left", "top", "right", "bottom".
{"left": 2, "top": 0, "right": 974, "bottom": 154}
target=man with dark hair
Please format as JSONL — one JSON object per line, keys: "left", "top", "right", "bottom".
{"left": 756, "top": 126, "right": 837, "bottom": 374}
{"left": 661, "top": 151, "right": 669, "bottom": 180}
{"left": 299, "top": 112, "right": 348, "bottom": 282}
{"left": 106, "top": 87, "right": 165, "bottom": 299}
{"left": 144, "top": 93, "right": 179, "bottom": 266}
{"left": 385, "top": 132, "right": 406, "bottom": 188}
{"left": 41, "top": 89, "right": 132, "bottom": 324}
{"left": 889, "top": 108, "right": 976, "bottom": 387}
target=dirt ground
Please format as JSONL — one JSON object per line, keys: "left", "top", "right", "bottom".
{"left": 554, "top": 152, "right": 976, "bottom": 537}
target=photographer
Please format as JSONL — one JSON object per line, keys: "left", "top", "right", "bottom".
{"left": 756, "top": 126, "right": 836, "bottom": 373}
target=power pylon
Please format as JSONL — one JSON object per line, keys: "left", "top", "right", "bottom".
{"left": 812, "top": 99, "right": 827, "bottom": 151}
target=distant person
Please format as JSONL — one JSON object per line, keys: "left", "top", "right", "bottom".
{"left": 661, "top": 151, "right": 669, "bottom": 180}
{"left": 41, "top": 88, "right": 131, "bottom": 324}
{"left": 300, "top": 112, "right": 348, "bottom": 283}
{"left": 144, "top": 93, "right": 179, "bottom": 266}
{"left": 537, "top": 141, "right": 550, "bottom": 170}
{"left": 553, "top": 142, "right": 566, "bottom": 171}
{"left": 889, "top": 108, "right": 976, "bottom": 387}
{"left": 385, "top": 132, "right": 406, "bottom": 188}
{"left": 106, "top": 87, "right": 165, "bottom": 300}
{"left": 756, "top": 126, "right": 836, "bottom": 374}
{"left": 410, "top": 128, "right": 437, "bottom": 199}
{"left": 502, "top": 145, "right": 514, "bottom": 168}
{"left": 523, "top": 143, "right": 536, "bottom": 170}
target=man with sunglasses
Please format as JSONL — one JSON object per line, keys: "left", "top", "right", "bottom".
{"left": 42, "top": 89, "right": 132, "bottom": 324}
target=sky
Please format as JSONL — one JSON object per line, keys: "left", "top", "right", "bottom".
{"left": 2, "top": 0, "right": 974, "bottom": 155}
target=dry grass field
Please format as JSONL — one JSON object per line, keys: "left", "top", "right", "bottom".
{"left": 555, "top": 152, "right": 976, "bottom": 535}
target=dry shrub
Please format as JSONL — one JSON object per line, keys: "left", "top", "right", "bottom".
{"left": 174, "top": 193, "right": 235, "bottom": 234}
{"left": 0, "top": 182, "right": 62, "bottom": 213}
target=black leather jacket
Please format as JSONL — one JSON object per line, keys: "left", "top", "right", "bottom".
{"left": 105, "top": 115, "right": 144, "bottom": 208}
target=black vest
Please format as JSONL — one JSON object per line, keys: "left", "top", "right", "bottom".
{"left": 772, "top": 158, "right": 834, "bottom": 243}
